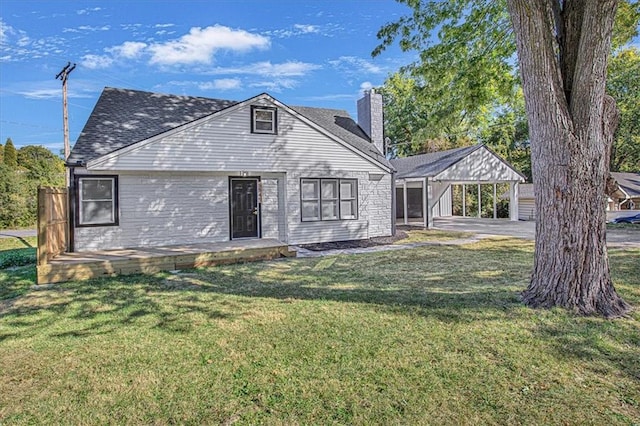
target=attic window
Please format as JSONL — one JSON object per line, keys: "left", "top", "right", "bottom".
{"left": 251, "top": 106, "right": 277, "bottom": 134}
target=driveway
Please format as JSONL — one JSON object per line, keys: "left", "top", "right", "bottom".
{"left": 432, "top": 217, "right": 640, "bottom": 248}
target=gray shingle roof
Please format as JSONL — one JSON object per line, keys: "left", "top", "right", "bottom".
{"left": 390, "top": 145, "right": 482, "bottom": 179}
{"left": 612, "top": 172, "right": 640, "bottom": 197}
{"left": 69, "top": 87, "right": 391, "bottom": 169}
{"left": 69, "top": 87, "right": 237, "bottom": 163}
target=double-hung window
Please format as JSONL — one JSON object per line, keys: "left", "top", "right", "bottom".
{"left": 76, "top": 176, "right": 118, "bottom": 226}
{"left": 301, "top": 178, "right": 357, "bottom": 221}
{"left": 251, "top": 106, "right": 277, "bottom": 134}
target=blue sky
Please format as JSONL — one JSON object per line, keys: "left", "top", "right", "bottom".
{"left": 0, "top": 0, "right": 413, "bottom": 154}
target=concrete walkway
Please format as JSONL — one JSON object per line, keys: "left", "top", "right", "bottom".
{"left": 294, "top": 217, "right": 640, "bottom": 257}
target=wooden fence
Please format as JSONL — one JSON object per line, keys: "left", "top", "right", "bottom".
{"left": 37, "top": 187, "right": 69, "bottom": 266}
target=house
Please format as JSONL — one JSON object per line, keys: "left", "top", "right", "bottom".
{"left": 511, "top": 183, "right": 535, "bottom": 221}
{"left": 66, "top": 87, "right": 394, "bottom": 252}
{"left": 609, "top": 172, "right": 640, "bottom": 211}
{"left": 391, "top": 145, "right": 526, "bottom": 227}
{"left": 510, "top": 172, "right": 639, "bottom": 222}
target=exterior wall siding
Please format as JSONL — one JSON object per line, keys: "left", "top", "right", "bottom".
{"left": 518, "top": 199, "right": 536, "bottom": 221}
{"left": 90, "top": 99, "right": 386, "bottom": 174}
{"left": 260, "top": 177, "right": 281, "bottom": 240}
{"left": 74, "top": 172, "right": 230, "bottom": 251}
{"left": 74, "top": 100, "right": 393, "bottom": 250}
{"left": 434, "top": 147, "right": 523, "bottom": 182}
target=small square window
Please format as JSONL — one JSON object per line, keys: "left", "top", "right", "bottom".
{"left": 76, "top": 176, "right": 118, "bottom": 227}
{"left": 251, "top": 106, "right": 277, "bottom": 134}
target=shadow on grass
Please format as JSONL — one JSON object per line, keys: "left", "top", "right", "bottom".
{"left": 2, "top": 240, "right": 638, "bottom": 384}
{"left": 523, "top": 249, "right": 640, "bottom": 384}
{"left": 1, "top": 240, "right": 534, "bottom": 331}
{"left": 533, "top": 318, "right": 640, "bottom": 386}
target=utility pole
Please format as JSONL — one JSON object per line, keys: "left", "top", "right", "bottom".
{"left": 56, "top": 62, "right": 76, "bottom": 161}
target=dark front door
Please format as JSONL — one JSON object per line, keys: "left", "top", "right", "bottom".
{"left": 230, "top": 178, "right": 260, "bottom": 239}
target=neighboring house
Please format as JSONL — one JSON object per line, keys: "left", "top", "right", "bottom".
{"left": 510, "top": 172, "right": 639, "bottom": 222}
{"left": 610, "top": 172, "right": 640, "bottom": 210}
{"left": 66, "top": 87, "right": 393, "bottom": 251}
{"left": 391, "top": 145, "right": 526, "bottom": 227}
{"left": 513, "top": 183, "right": 535, "bottom": 221}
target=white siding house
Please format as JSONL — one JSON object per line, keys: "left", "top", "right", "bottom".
{"left": 68, "top": 88, "right": 393, "bottom": 251}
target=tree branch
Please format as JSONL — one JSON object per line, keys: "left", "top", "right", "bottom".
{"left": 570, "top": 0, "right": 618, "bottom": 137}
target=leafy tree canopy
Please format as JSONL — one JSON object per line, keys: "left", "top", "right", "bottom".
{"left": 607, "top": 47, "right": 640, "bottom": 171}
{"left": 17, "top": 145, "right": 65, "bottom": 185}
{"left": 374, "top": 0, "right": 639, "bottom": 174}
{"left": 0, "top": 144, "right": 65, "bottom": 229}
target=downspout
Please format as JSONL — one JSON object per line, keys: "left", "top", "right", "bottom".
{"left": 66, "top": 162, "right": 79, "bottom": 252}
{"left": 391, "top": 170, "right": 397, "bottom": 236}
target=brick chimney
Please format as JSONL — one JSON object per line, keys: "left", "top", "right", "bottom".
{"left": 357, "top": 89, "right": 384, "bottom": 155}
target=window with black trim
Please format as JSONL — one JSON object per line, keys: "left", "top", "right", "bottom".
{"left": 251, "top": 106, "right": 277, "bottom": 134}
{"left": 301, "top": 178, "right": 358, "bottom": 222}
{"left": 76, "top": 176, "right": 118, "bottom": 226}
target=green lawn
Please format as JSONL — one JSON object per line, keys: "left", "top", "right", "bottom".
{"left": 0, "top": 236, "right": 36, "bottom": 271}
{"left": 1, "top": 235, "right": 639, "bottom": 424}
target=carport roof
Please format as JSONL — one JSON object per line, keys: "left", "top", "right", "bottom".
{"left": 390, "top": 145, "right": 481, "bottom": 179}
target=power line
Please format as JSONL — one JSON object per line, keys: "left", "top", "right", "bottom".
{"left": 0, "top": 120, "right": 61, "bottom": 131}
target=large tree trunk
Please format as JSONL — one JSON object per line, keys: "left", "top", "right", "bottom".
{"left": 507, "top": 0, "right": 630, "bottom": 318}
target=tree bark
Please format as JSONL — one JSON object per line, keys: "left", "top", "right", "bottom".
{"left": 507, "top": 0, "right": 630, "bottom": 318}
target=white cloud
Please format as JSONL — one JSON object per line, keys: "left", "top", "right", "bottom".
{"left": 80, "top": 25, "right": 110, "bottom": 32}
{"left": 11, "top": 80, "right": 101, "bottom": 100}
{"left": 329, "top": 56, "right": 384, "bottom": 74}
{"left": 266, "top": 23, "right": 341, "bottom": 39}
{"left": 293, "top": 24, "right": 319, "bottom": 34}
{"left": 0, "top": 18, "right": 15, "bottom": 45}
{"left": 81, "top": 54, "right": 114, "bottom": 69}
{"left": 76, "top": 7, "right": 103, "bottom": 15}
{"left": 17, "top": 35, "right": 30, "bottom": 47}
{"left": 207, "top": 61, "right": 321, "bottom": 77}
{"left": 0, "top": 20, "right": 69, "bottom": 62}
{"left": 18, "top": 88, "right": 61, "bottom": 99}
{"left": 107, "top": 41, "right": 147, "bottom": 59}
{"left": 360, "top": 81, "right": 373, "bottom": 93}
{"left": 250, "top": 79, "right": 298, "bottom": 92}
{"left": 303, "top": 94, "right": 355, "bottom": 102}
{"left": 199, "top": 78, "right": 242, "bottom": 91}
{"left": 65, "top": 25, "right": 110, "bottom": 33}
{"left": 251, "top": 61, "right": 320, "bottom": 77}
{"left": 148, "top": 25, "right": 270, "bottom": 65}
{"left": 154, "top": 23, "right": 175, "bottom": 28}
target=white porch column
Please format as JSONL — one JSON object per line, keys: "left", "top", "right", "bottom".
{"left": 423, "top": 177, "right": 428, "bottom": 228}
{"left": 462, "top": 184, "right": 466, "bottom": 217}
{"left": 403, "top": 180, "right": 408, "bottom": 225}
{"left": 493, "top": 183, "right": 497, "bottom": 219}
{"left": 427, "top": 177, "right": 434, "bottom": 228}
{"left": 477, "top": 183, "right": 481, "bottom": 218}
{"left": 509, "top": 181, "right": 519, "bottom": 221}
